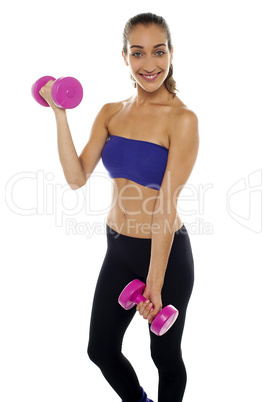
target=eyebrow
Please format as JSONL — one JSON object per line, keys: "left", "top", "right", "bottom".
{"left": 130, "top": 44, "right": 167, "bottom": 49}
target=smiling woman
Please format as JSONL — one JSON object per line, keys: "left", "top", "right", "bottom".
{"left": 37, "top": 11, "right": 199, "bottom": 402}
{"left": 86, "top": 14, "right": 198, "bottom": 402}
{"left": 122, "top": 13, "right": 178, "bottom": 95}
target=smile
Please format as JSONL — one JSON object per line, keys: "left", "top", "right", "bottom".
{"left": 139, "top": 72, "right": 161, "bottom": 81}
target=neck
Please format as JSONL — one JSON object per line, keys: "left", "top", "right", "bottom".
{"left": 133, "top": 83, "right": 172, "bottom": 106}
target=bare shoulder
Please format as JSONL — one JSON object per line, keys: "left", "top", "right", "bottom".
{"left": 169, "top": 101, "right": 199, "bottom": 144}
{"left": 171, "top": 97, "right": 198, "bottom": 128}
{"left": 101, "top": 97, "right": 132, "bottom": 126}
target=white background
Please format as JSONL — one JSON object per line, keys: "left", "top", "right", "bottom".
{"left": 1, "top": 0, "right": 266, "bottom": 401}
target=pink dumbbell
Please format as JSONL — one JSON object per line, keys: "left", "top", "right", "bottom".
{"left": 31, "top": 75, "right": 83, "bottom": 109}
{"left": 118, "top": 279, "right": 179, "bottom": 336}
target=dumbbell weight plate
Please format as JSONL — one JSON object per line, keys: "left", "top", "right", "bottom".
{"left": 118, "top": 279, "right": 146, "bottom": 310}
{"left": 151, "top": 305, "right": 179, "bottom": 336}
{"left": 51, "top": 76, "right": 83, "bottom": 109}
{"left": 31, "top": 75, "right": 56, "bottom": 107}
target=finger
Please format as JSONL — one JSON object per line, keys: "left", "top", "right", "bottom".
{"left": 44, "top": 80, "right": 55, "bottom": 88}
{"left": 136, "top": 301, "right": 146, "bottom": 313}
{"left": 39, "top": 80, "right": 54, "bottom": 97}
{"left": 148, "top": 306, "right": 162, "bottom": 322}
{"left": 136, "top": 300, "right": 150, "bottom": 316}
{"left": 142, "top": 289, "right": 150, "bottom": 300}
{"left": 139, "top": 300, "right": 153, "bottom": 319}
{"left": 136, "top": 301, "right": 142, "bottom": 312}
{"left": 142, "top": 302, "right": 153, "bottom": 319}
{"left": 140, "top": 300, "right": 151, "bottom": 316}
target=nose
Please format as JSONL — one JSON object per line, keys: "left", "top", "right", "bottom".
{"left": 143, "top": 67, "right": 156, "bottom": 74}
{"left": 142, "top": 56, "right": 156, "bottom": 74}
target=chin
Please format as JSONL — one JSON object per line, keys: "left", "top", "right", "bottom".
{"left": 138, "top": 82, "right": 165, "bottom": 93}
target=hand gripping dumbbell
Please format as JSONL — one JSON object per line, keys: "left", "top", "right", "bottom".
{"left": 31, "top": 76, "right": 83, "bottom": 109}
{"left": 118, "top": 279, "right": 179, "bottom": 336}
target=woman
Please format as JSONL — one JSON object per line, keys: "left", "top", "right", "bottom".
{"left": 40, "top": 12, "right": 199, "bottom": 402}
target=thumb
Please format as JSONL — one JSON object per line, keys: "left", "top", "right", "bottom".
{"left": 142, "top": 288, "right": 150, "bottom": 301}
{"left": 148, "top": 304, "right": 162, "bottom": 323}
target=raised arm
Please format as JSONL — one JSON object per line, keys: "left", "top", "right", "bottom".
{"left": 39, "top": 81, "right": 115, "bottom": 190}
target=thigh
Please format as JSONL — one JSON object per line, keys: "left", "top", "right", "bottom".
{"left": 150, "top": 226, "right": 195, "bottom": 354}
{"left": 88, "top": 248, "right": 136, "bottom": 353}
{"left": 162, "top": 226, "right": 194, "bottom": 314}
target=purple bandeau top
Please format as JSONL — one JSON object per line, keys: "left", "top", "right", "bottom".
{"left": 101, "top": 134, "right": 169, "bottom": 190}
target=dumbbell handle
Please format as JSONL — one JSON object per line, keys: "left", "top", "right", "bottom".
{"left": 134, "top": 293, "right": 154, "bottom": 308}
{"left": 134, "top": 293, "right": 146, "bottom": 304}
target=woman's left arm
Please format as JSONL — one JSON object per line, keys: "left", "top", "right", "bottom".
{"left": 137, "top": 109, "right": 199, "bottom": 323}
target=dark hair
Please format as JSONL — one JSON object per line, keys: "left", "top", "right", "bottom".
{"left": 122, "top": 12, "right": 178, "bottom": 96}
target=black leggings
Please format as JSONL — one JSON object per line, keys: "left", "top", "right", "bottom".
{"left": 87, "top": 224, "right": 194, "bottom": 402}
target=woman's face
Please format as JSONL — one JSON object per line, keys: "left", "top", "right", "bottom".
{"left": 123, "top": 23, "right": 173, "bottom": 93}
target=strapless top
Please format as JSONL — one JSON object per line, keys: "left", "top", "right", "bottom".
{"left": 101, "top": 134, "right": 168, "bottom": 190}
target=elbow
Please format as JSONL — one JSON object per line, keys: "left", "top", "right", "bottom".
{"left": 69, "top": 184, "right": 82, "bottom": 191}
{"left": 68, "top": 178, "right": 86, "bottom": 190}
{"left": 66, "top": 169, "right": 89, "bottom": 190}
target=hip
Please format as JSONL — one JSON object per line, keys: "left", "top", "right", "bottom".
{"left": 106, "top": 209, "right": 183, "bottom": 239}
{"left": 104, "top": 223, "right": 194, "bottom": 308}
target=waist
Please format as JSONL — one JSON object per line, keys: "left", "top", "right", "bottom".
{"left": 106, "top": 177, "right": 182, "bottom": 238}
{"left": 106, "top": 218, "right": 182, "bottom": 239}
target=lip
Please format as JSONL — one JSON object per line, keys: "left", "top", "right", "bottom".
{"left": 139, "top": 72, "right": 162, "bottom": 82}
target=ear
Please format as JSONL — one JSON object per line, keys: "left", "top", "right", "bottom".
{"left": 122, "top": 50, "right": 129, "bottom": 66}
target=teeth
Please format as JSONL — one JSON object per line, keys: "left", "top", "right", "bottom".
{"left": 144, "top": 73, "right": 158, "bottom": 78}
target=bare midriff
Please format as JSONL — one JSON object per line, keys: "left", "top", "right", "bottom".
{"left": 106, "top": 177, "right": 183, "bottom": 239}
{"left": 104, "top": 95, "right": 187, "bottom": 239}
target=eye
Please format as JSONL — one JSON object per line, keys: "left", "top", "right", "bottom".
{"left": 156, "top": 51, "right": 165, "bottom": 56}
{"left": 132, "top": 52, "right": 142, "bottom": 57}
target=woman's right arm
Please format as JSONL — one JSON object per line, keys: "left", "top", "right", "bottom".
{"left": 54, "top": 109, "right": 87, "bottom": 189}
{"left": 39, "top": 81, "right": 115, "bottom": 190}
